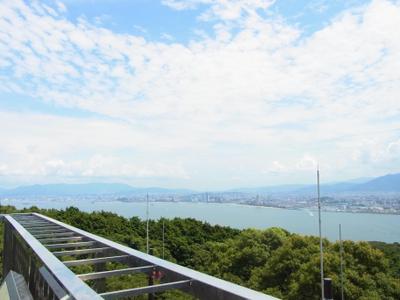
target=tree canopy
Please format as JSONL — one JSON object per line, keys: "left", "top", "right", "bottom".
{"left": 0, "top": 205, "right": 398, "bottom": 299}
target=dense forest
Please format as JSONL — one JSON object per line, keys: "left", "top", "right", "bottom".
{"left": 0, "top": 205, "right": 399, "bottom": 300}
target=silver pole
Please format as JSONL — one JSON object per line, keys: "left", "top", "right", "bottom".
{"left": 339, "top": 224, "right": 345, "bottom": 300}
{"left": 317, "top": 168, "right": 324, "bottom": 300}
{"left": 146, "top": 193, "right": 149, "bottom": 254}
{"left": 162, "top": 220, "right": 165, "bottom": 259}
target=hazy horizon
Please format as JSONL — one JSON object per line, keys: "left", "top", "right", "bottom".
{"left": 0, "top": 173, "right": 387, "bottom": 191}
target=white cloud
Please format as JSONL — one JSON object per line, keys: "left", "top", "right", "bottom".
{"left": 162, "top": 0, "right": 275, "bottom": 21}
{"left": 0, "top": 0, "right": 399, "bottom": 187}
{"left": 296, "top": 155, "right": 318, "bottom": 171}
{"left": 387, "top": 140, "right": 400, "bottom": 156}
{"left": 0, "top": 111, "right": 190, "bottom": 183}
{"left": 56, "top": 1, "right": 67, "bottom": 13}
{"left": 352, "top": 137, "right": 400, "bottom": 167}
{"left": 262, "top": 160, "right": 288, "bottom": 175}
{"left": 161, "top": 32, "right": 174, "bottom": 41}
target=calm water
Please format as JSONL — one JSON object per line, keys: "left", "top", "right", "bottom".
{"left": 3, "top": 199, "right": 399, "bottom": 243}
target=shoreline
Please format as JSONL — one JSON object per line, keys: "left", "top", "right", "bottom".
{"left": 2, "top": 199, "right": 399, "bottom": 243}
{"left": 2, "top": 198, "right": 399, "bottom": 216}
{"left": 105, "top": 200, "right": 400, "bottom": 216}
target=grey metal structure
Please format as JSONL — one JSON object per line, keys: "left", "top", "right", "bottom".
{"left": 0, "top": 270, "right": 33, "bottom": 300}
{"left": 2, "top": 213, "right": 279, "bottom": 300}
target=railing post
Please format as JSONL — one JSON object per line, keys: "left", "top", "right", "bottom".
{"left": 2, "top": 221, "right": 10, "bottom": 279}
{"left": 148, "top": 249, "right": 155, "bottom": 300}
{"left": 93, "top": 250, "right": 106, "bottom": 293}
{"left": 324, "top": 278, "right": 333, "bottom": 300}
{"left": 29, "top": 256, "right": 37, "bottom": 298}
{"left": 148, "top": 269, "right": 155, "bottom": 300}
{"left": 2, "top": 221, "right": 16, "bottom": 278}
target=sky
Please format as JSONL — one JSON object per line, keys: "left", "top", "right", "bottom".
{"left": 0, "top": 0, "right": 399, "bottom": 190}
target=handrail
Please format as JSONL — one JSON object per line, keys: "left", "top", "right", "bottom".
{"left": 34, "top": 213, "right": 279, "bottom": 300}
{"left": 2, "top": 213, "right": 280, "bottom": 300}
{"left": 4, "top": 215, "right": 103, "bottom": 300}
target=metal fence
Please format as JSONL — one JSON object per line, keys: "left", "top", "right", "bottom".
{"left": 2, "top": 213, "right": 279, "bottom": 300}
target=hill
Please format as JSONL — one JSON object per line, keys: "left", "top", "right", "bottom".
{"left": 225, "top": 173, "right": 400, "bottom": 195}
{"left": 351, "top": 173, "right": 400, "bottom": 192}
{"left": 0, "top": 172, "right": 399, "bottom": 197}
{"left": 0, "top": 183, "right": 193, "bottom": 196}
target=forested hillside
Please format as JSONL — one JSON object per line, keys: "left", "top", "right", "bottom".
{"left": 0, "top": 206, "right": 399, "bottom": 300}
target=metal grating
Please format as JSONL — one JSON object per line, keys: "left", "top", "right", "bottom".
{"left": 2, "top": 213, "right": 280, "bottom": 300}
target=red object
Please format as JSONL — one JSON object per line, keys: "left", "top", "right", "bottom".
{"left": 152, "top": 270, "right": 163, "bottom": 280}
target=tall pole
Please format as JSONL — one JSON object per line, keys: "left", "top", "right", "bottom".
{"left": 162, "top": 219, "right": 165, "bottom": 259}
{"left": 339, "top": 224, "right": 345, "bottom": 300}
{"left": 146, "top": 193, "right": 149, "bottom": 254}
{"left": 317, "top": 167, "right": 324, "bottom": 300}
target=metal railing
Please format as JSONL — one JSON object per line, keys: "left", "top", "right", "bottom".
{"left": 2, "top": 213, "right": 280, "bottom": 300}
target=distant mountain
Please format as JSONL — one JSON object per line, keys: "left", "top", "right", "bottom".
{"left": 0, "top": 173, "right": 399, "bottom": 197}
{"left": 229, "top": 184, "right": 309, "bottom": 195}
{"left": 292, "top": 182, "right": 352, "bottom": 195}
{"left": 0, "top": 183, "right": 134, "bottom": 196}
{"left": 0, "top": 183, "right": 193, "bottom": 196}
{"left": 342, "top": 177, "right": 373, "bottom": 184}
{"left": 124, "top": 186, "right": 194, "bottom": 195}
{"left": 350, "top": 173, "right": 400, "bottom": 192}
{"left": 226, "top": 173, "right": 400, "bottom": 195}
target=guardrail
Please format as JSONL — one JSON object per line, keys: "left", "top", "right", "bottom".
{"left": 2, "top": 213, "right": 280, "bottom": 300}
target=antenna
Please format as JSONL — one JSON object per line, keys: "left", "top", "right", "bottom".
{"left": 162, "top": 219, "right": 165, "bottom": 259}
{"left": 317, "top": 167, "right": 324, "bottom": 300}
{"left": 146, "top": 193, "right": 149, "bottom": 254}
{"left": 339, "top": 224, "right": 345, "bottom": 300}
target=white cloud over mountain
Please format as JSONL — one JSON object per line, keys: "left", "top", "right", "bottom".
{"left": 0, "top": 0, "right": 399, "bottom": 188}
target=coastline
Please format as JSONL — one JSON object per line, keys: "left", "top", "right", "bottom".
{"left": 2, "top": 199, "right": 399, "bottom": 242}
{"left": 104, "top": 200, "right": 400, "bottom": 216}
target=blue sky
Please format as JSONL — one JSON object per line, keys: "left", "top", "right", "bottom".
{"left": 42, "top": 0, "right": 369, "bottom": 42}
{"left": 0, "top": 0, "right": 399, "bottom": 189}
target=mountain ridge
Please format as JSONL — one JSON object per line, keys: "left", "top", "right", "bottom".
{"left": 0, "top": 183, "right": 193, "bottom": 196}
{"left": 0, "top": 173, "right": 399, "bottom": 196}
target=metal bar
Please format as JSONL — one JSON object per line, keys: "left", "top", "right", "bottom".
{"left": 33, "top": 232, "right": 76, "bottom": 239}
{"left": 317, "top": 168, "right": 325, "bottom": 300}
{"left": 24, "top": 223, "right": 60, "bottom": 227}
{"left": 28, "top": 229, "right": 70, "bottom": 235}
{"left": 38, "top": 236, "right": 84, "bottom": 243}
{"left": 63, "top": 255, "right": 130, "bottom": 267}
{"left": 18, "top": 221, "right": 47, "bottom": 225}
{"left": 100, "top": 280, "right": 193, "bottom": 299}
{"left": 78, "top": 265, "right": 155, "bottom": 281}
{"left": 339, "top": 224, "right": 345, "bottom": 300}
{"left": 12, "top": 217, "right": 40, "bottom": 221}
{"left": 25, "top": 225, "right": 62, "bottom": 230}
{"left": 4, "top": 215, "right": 102, "bottom": 299}
{"left": 45, "top": 241, "right": 97, "bottom": 249}
{"left": 17, "top": 218, "right": 54, "bottom": 223}
{"left": 38, "top": 266, "right": 70, "bottom": 300}
{"left": 34, "top": 213, "right": 278, "bottom": 300}
{"left": 17, "top": 219, "right": 53, "bottom": 223}
{"left": 53, "top": 247, "right": 112, "bottom": 257}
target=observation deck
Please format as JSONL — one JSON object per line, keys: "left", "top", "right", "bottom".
{"left": 1, "top": 213, "right": 279, "bottom": 300}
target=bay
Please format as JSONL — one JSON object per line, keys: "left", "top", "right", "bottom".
{"left": 3, "top": 199, "right": 399, "bottom": 243}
